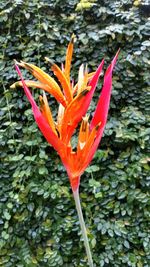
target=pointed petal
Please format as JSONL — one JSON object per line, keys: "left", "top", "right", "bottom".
{"left": 15, "top": 63, "right": 64, "bottom": 153}
{"left": 77, "top": 64, "right": 84, "bottom": 94}
{"left": 18, "top": 61, "right": 67, "bottom": 107}
{"left": 77, "top": 64, "right": 89, "bottom": 95}
{"left": 65, "top": 34, "right": 75, "bottom": 82}
{"left": 87, "top": 59, "right": 104, "bottom": 99}
{"left": 45, "top": 57, "right": 73, "bottom": 103}
{"left": 77, "top": 115, "right": 89, "bottom": 153}
{"left": 82, "top": 126, "right": 104, "bottom": 172}
{"left": 75, "top": 123, "right": 101, "bottom": 175}
{"left": 39, "top": 92, "right": 57, "bottom": 135}
{"left": 86, "top": 50, "right": 120, "bottom": 166}
{"left": 90, "top": 50, "right": 119, "bottom": 130}
{"left": 10, "top": 80, "right": 54, "bottom": 92}
{"left": 81, "top": 122, "right": 101, "bottom": 157}
{"left": 10, "top": 80, "right": 45, "bottom": 89}
{"left": 57, "top": 103, "right": 65, "bottom": 135}
{"left": 72, "top": 71, "right": 96, "bottom": 96}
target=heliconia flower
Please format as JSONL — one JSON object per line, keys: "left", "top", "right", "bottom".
{"left": 11, "top": 35, "right": 119, "bottom": 267}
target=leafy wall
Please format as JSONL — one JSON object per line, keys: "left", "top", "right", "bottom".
{"left": 0, "top": 0, "right": 150, "bottom": 266}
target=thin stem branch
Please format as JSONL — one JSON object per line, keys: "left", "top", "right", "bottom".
{"left": 73, "top": 189, "right": 94, "bottom": 267}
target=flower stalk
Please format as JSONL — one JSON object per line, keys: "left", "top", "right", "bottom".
{"left": 73, "top": 189, "right": 94, "bottom": 267}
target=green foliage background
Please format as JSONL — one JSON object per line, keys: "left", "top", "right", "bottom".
{"left": 0, "top": 0, "right": 150, "bottom": 266}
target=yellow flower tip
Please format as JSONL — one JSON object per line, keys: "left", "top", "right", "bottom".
{"left": 44, "top": 57, "right": 49, "bottom": 62}
{"left": 84, "top": 63, "right": 88, "bottom": 73}
{"left": 10, "top": 81, "right": 22, "bottom": 89}
{"left": 10, "top": 83, "right": 16, "bottom": 89}
{"left": 13, "top": 59, "right": 26, "bottom": 68}
{"left": 21, "top": 61, "right": 33, "bottom": 72}
{"left": 39, "top": 95, "right": 43, "bottom": 103}
{"left": 82, "top": 114, "right": 89, "bottom": 122}
{"left": 14, "top": 60, "right": 25, "bottom": 67}
{"left": 71, "top": 33, "right": 75, "bottom": 43}
{"left": 13, "top": 59, "right": 18, "bottom": 65}
{"left": 14, "top": 59, "right": 24, "bottom": 67}
{"left": 44, "top": 57, "right": 54, "bottom": 65}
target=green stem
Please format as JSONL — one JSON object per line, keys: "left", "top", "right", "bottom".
{"left": 73, "top": 189, "right": 94, "bottom": 267}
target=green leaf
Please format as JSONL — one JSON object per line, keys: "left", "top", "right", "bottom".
{"left": 38, "top": 166, "right": 48, "bottom": 175}
{"left": 3, "top": 211, "right": 11, "bottom": 220}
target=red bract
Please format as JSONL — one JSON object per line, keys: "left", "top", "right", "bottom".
{"left": 11, "top": 36, "right": 119, "bottom": 192}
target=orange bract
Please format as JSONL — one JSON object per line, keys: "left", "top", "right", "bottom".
{"left": 39, "top": 92, "right": 57, "bottom": 135}
{"left": 64, "top": 34, "right": 75, "bottom": 82}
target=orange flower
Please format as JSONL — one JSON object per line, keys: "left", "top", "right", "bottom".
{"left": 11, "top": 35, "right": 119, "bottom": 192}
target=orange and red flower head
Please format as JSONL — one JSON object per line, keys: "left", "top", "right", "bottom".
{"left": 11, "top": 35, "right": 119, "bottom": 191}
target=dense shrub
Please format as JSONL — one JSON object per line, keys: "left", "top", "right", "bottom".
{"left": 0, "top": 0, "right": 149, "bottom": 266}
